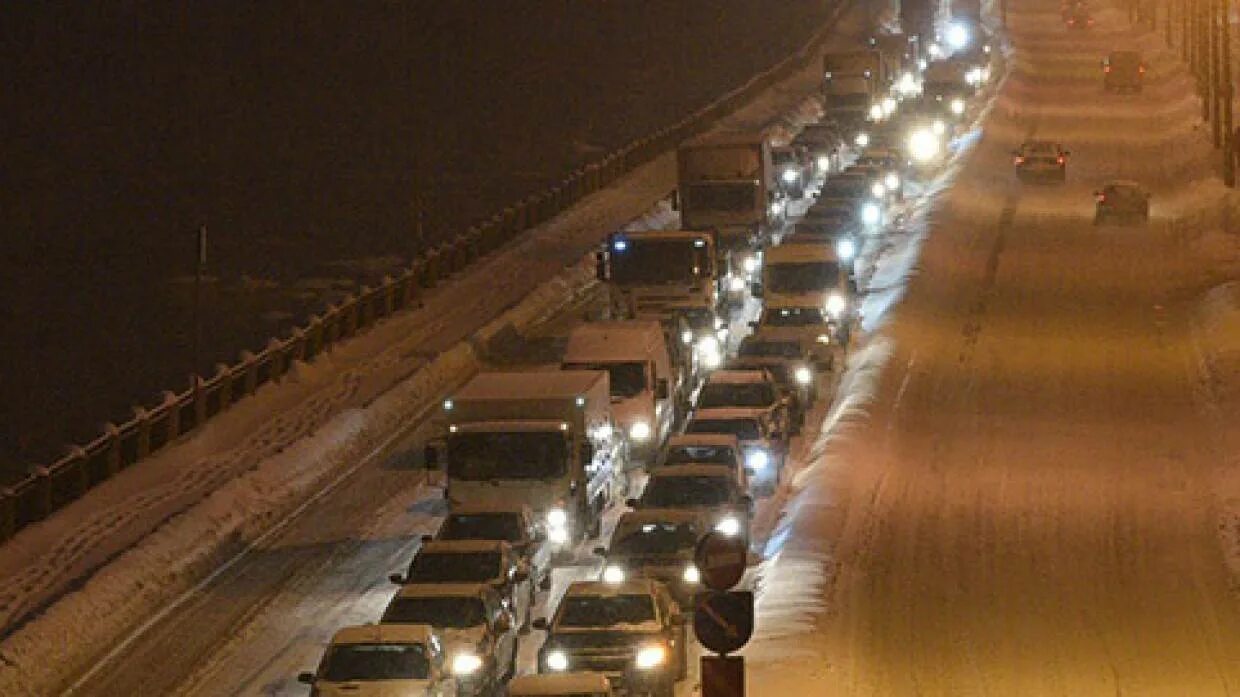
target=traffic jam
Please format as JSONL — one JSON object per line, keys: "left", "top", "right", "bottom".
{"left": 295, "top": 21, "right": 996, "bottom": 697}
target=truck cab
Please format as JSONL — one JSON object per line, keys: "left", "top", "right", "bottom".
{"left": 563, "top": 322, "right": 680, "bottom": 464}
{"left": 436, "top": 371, "right": 626, "bottom": 549}
{"left": 756, "top": 241, "right": 850, "bottom": 313}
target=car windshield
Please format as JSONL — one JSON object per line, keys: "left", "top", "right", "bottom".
{"left": 611, "top": 522, "right": 700, "bottom": 555}
{"left": 686, "top": 182, "right": 756, "bottom": 212}
{"left": 321, "top": 643, "right": 431, "bottom": 682}
{"left": 821, "top": 179, "right": 869, "bottom": 197}
{"left": 557, "top": 594, "right": 657, "bottom": 628}
{"left": 562, "top": 361, "right": 647, "bottom": 399}
{"left": 773, "top": 150, "right": 797, "bottom": 165}
{"left": 666, "top": 444, "right": 738, "bottom": 465}
{"left": 448, "top": 431, "right": 567, "bottom": 481}
{"left": 739, "top": 340, "right": 801, "bottom": 358}
{"left": 686, "top": 418, "right": 761, "bottom": 441}
{"left": 766, "top": 261, "right": 841, "bottom": 293}
{"left": 407, "top": 551, "right": 502, "bottom": 583}
{"left": 763, "top": 307, "right": 827, "bottom": 326}
{"left": 439, "top": 513, "right": 524, "bottom": 544}
{"left": 610, "top": 238, "right": 711, "bottom": 285}
{"left": 641, "top": 475, "right": 734, "bottom": 507}
{"left": 698, "top": 382, "right": 776, "bottom": 409}
{"left": 383, "top": 597, "right": 485, "bottom": 629}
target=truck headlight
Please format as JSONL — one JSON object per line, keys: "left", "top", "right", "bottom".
{"left": 630, "top": 421, "right": 652, "bottom": 441}
{"left": 794, "top": 366, "right": 813, "bottom": 385}
{"left": 816, "top": 154, "right": 831, "bottom": 171}
{"left": 782, "top": 169, "right": 798, "bottom": 184}
{"left": 452, "top": 653, "right": 483, "bottom": 676}
{"left": 745, "top": 449, "right": 770, "bottom": 472}
{"left": 836, "top": 237, "right": 856, "bottom": 260}
{"left": 715, "top": 516, "right": 742, "bottom": 537}
{"left": 908, "top": 129, "right": 940, "bottom": 163}
{"left": 816, "top": 333, "right": 831, "bottom": 345}
{"left": 547, "top": 508, "right": 568, "bottom": 528}
{"left": 826, "top": 293, "right": 847, "bottom": 317}
{"left": 854, "top": 132, "right": 870, "bottom": 148}
{"left": 742, "top": 256, "right": 759, "bottom": 274}
{"left": 861, "top": 202, "right": 881, "bottom": 226}
{"left": 729, "top": 275, "right": 746, "bottom": 292}
{"left": 868, "top": 103, "right": 884, "bottom": 121}
{"left": 884, "top": 172, "right": 900, "bottom": 190}
{"left": 603, "top": 565, "right": 626, "bottom": 584}
{"left": 697, "top": 337, "right": 723, "bottom": 369}
{"left": 950, "top": 98, "right": 965, "bottom": 115}
{"left": 546, "top": 649, "right": 569, "bottom": 672}
{"left": 635, "top": 645, "right": 668, "bottom": 670}
{"left": 548, "top": 526, "right": 569, "bottom": 545}
{"left": 683, "top": 565, "right": 701, "bottom": 584}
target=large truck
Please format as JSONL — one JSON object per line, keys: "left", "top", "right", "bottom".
{"left": 822, "top": 49, "right": 888, "bottom": 120}
{"left": 433, "top": 371, "right": 626, "bottom": 548}
{"left": 596, "top": 229, "right": 720, "bottom": 323}
{"left": 677, "top": 132, "right": 779, "bottom": 260}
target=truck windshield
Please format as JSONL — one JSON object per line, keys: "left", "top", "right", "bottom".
{"left": 563, "top": 362, "right": 647, "bottom": 399}
{"left": 383, "top": 597, "right": 485, "bottom": 629}
{"left": 698, "top": 383, "right": 776, "bottom": 409}
{"left": 666, "top": 445, "right": 738, "bottom": 466}
{"left": 767, "top": 261, "right": 841, "bottom": 293}
{"left": 439, "top": 513, "right": 524, "bottom": 543}
{"left": 611, "top": 522, "right": 699, "bottom": 555}
{"left": 686, "top": 419, "right": 761, "bottom": 441}
{"left": 321, "top": 644, "right": 431, "bottom": 682}
{"left": 641, "top": 476, "right": 733, "bottom": 507}
{"left": 611, "top": 239, "right": 710, "bottom": 285}
{"left": 686, "top": 182, "right": 757, "bottom": 213}
{"left": 821, "top": 178, "right": 869, "bottom": 197}
{"left": 557, "top": 594, "right": 657, "bottom": 628}
{"left": 448, "top": 431, "right": 567, "bottom": 480}
{"left": 763, "top": 307, "right": 827, "bottom": 326}
{"left": 406, "top": 551, "right": 502, "bottom": 583}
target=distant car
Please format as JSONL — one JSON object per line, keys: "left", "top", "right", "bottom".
{"left": 794, "top": 123, "right": 846, "bottom": 173}
{"left": 734, "top": 331, "right": 820, "bottom": 409}
{"left": 1065, "top": 6, "right": 1093, "bottom": 28}
{"left": 1103, "top": 50, "right": 1145, "bottom": 92}
{"left": 534, "top": 579, "right": 688, "bottom": 697}
{"left": 1012, "top": 141, "right": 1069, "bottom": 182}
{"left": 755, "top": 304, "right": 850, "bottom": 354}
{"left": 1094, "top": 181, "right": 1150, "bottom": 224}
{"left": 380, "top": 583, "right": 518, "bottom": 697}
{"left": 660, "top": 433, "right": 747, "bottom": 478}
{"left": 696, "top": 369, "right": 791, "bottom": 438}
{"left": 595, "top": 509, "right": 707, "bottom": 605}
{"left": 389, "top": 539, "right": 534, "bottom": 632}
{"left": 684, "top": 410, "right": 785, "bottom": 495}
{"left": 298, "top": 624, "right": 455, "bottom": 697}
{"left": 434, "top": 502, "right": 552, "bottom": 591}
{"left": 773, "top": 144, "right": 813, "bottom": 198}
{"left": 509, "top": 672, "right": 616, "bottom": 697}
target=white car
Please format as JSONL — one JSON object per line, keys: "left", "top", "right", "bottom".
{"left": 685, "top": 407, "right": 788, "bottom": 494}
{"left": 627, "top": 463, "right": 753, "bottom": 538}
{"left": 694, "top": 370, "right": 791, "bottom": 442}
{"left": 380, "top": 583, "right": 518, "bottom": 697}
{"left": 595, "top": 508, "right": 708, "bottom": 606}
{"left": 434, "top": 502, "right": 553, "bottom": 591}
{"left": 298, "top": 624, "right": 455, "bottom": 697}
{"left": 390, "top": 539, "right": 534, "bottom": 631}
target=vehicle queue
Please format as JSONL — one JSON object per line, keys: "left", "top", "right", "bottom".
{"left": 294, "top": 24, "right": 996, "bottom": 697}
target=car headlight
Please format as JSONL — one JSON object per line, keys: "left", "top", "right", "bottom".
{"left": 546, "top": 649, "right": 569, "bottom": 672}
{"left": 794, "top": 366, "right": 813, "bottom": 385}
{"left": 603, "top": 564, "right": 626, "bottom": 584}
{"left": 548, "top": 526, "right": 569, "bottom": 545}
{"left": 629, "top": 421, "right": 652, "bottom": 441}
{"left": 816, "top": 333, "right": 832, "bottom": 345}
{"left": 715, "top": 516, "right": 742, "bottom": 537}
{"left": 745, "top": 449, "right": 770, "bottom": 471}
{"left": 742, "top": 256, "right": 759, "bottom": 274}
{"left": 635, "top": 645, "right": 668, "bottom": 670}
{"left": 932, "top": 119, "right": 946, "bottom": 135}
{"left": 716, "top": 326, "right": 729, "bottom": 341}
{"left": 908, "top": 129, "right": 940, "bottom": 162}
{"left": 946, "top": 20, "right": 971, "bottom": 50}
{"left": 854, "top": 132, "right": 870, "bottom": 148}
{"left": 781, "top": 169, "right": 798, "bottom": 183}
{"left": 868, "top": 103, "right": 884, "bottom": 121}
{"left": 547, "top": 508, "right": 568, "bottom": 528}
{"left": 870, "top": 182, "right": 886, "bottom": 198}
{"left": 884, "top": 172, "right": 900, "bottom": 190}
{"left": 683, "top": 565, "right": 701, "bottom": 584}
{"left": 882, "top": 97, "right": 897, "bottom": 115}
{"left": 697, "top": 335, "right": 720, "bottom": 356}
{"left": 950, "top": 98, "right": 965, "bottom": 115}
{"left": 816, "top": 154, "right": 831, "bottom": 171}
{"left": 681, "top": 329, "right": 694, "bottom": 345}
{"left": 861, "top": 202, "right": 881, "bottom": 226}
{"left": 728, "top": 275, "right": 746, "bottom": 292}
{"left": 826, "top": 293, "right": 847, "bottom": 317}
{"left": 452, "top": 653, "right": 483, "bottom": 676}
{"left": 836, "top": 237, "right": 856, "bottom": 260}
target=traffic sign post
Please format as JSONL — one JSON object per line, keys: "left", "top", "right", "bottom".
{"left": 694, "top": 531, "right": 748, "bottom": 591}
{"left": 694, "top": 590, "right": 754, "bottom": 655}
{"left": 701, "top": 655, "right": 745, "bottom": 697}
{"left": 694, "top": 531, "right": 754, "bottom": 697}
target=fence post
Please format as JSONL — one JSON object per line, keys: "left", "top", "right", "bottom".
{"left": 267, "top": 338, "right": 287, "bottom": 381}
{"left": 162, "top": 391, "right": 182, "bottom": 443}
{"left": 103, "top": 422, "right": 122, "bottom": 477}
{"left": 379, "top": 276, "right": 396, "bottom": 317}
{"left": 239, "top": 352, "right": 258, "bottom": 396}
{"left": 32, "top": 466, "right": 52, "bottom": 520}
{"left": 216, "top": 363, "right": 234, "bottom": 411}
{"left": 67, "top": 446, "right": 89, "bottom": 496}
{"left": 133, "top": 407, "right": 152, "bottom": 459}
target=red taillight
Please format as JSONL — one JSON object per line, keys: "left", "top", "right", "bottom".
{"left": 1014, "top": 156, "right": 1025, "bottom": 165}
{"left": 1068, "top": 18, "right": 1076, "bottom": 24}
{"left": 1104, "top": 65, "right": 1112, "bottom": 73}
{"left": 1087, "top": 18, "right": 1094, "bottom": 24}
{"left": 1057, "top": 156, "right": 1065, "bottom": 165}
{"left": 1095, "top": 194, "right": 1106, "bottom": 202}
{"left": 1138, "top": 65, "right": 1146, "bottom": 74}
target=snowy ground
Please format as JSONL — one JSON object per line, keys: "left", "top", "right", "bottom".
{"left": 747, "top": 2, "right": 1240, "bottom": 695}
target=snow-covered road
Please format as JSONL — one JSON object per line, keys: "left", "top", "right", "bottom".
{"left": 749, "top": 3, "right": 1240, "bottom": 695}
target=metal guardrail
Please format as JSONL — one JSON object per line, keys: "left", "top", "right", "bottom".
{"left": 0, "top": 6, "right": 847, "bottom": 543}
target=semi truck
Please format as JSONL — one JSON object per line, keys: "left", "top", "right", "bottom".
{"left": 596, "top": 229, "right": 720, "bottom": 323}
{"left": 432, "top": 370, "right": 626, "bottom": 548}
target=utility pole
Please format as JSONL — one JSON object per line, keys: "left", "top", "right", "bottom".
{"left": 1222, "top": 0, "right": 1236, "bottom": 184}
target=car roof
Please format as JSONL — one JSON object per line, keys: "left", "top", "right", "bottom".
{"left": 391, "top": 582, "right": 493, "bottom": 599}
{"left": 564, "top": 578, "right": 662, "bottom": 597}
{"left": 647, "top": 463, "right": 737, "bottom": 478}
{"left": 446, "top": 502, "right": 533, "bottom": 516}
{"left": 704, "top": 369, "right": 771, "bottom": 385}
{"left": 690, "top": 406, "right": 768, "bottom": 421}
{"left": 417, "top": 539, "right": 510, "bottom": 554}
{"left": 667, "top": 433, "right": 741, "bottom": 448}
{"left": 508, "top": 672, "right": 613, "bottom": 695}
{"left": 331, "top": 623, "right": 437, "bottom": 646}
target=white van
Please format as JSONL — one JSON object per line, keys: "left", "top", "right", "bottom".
{"left": 563, "top": 321, "right": 679, "bottom": 463}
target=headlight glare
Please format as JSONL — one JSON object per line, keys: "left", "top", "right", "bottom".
{"left": 826, "top": 293, "right": 847, "bottom": 317}
{"left": 795, "top": 366, "right": 813, "bottom": 385}
{"left": 683, "top": 565, "right": 701, "bottom": 584}
{"left": 745, "top": 449, "right": 770, "bottom": 471}
{"left": 602, "top": 564, "right": 626, "bottom": 584}
{"left": 861, "top": 202, "right": 881, "bottom": 226}
{"left": 546, "top": 649, "right": 569, "bottom": 672}
{"left": 635, "top": 645, "right": 668, "bottom": 669}
{"left": 547, "top": 508, "right": 568, "bottom": 528}
{"left": 715, "top": 516, "right": 742, "bottom": 537}
{"left": 884, "top": 172, "right": 900, "bottom": 190}
{"left": 782, "top": 169, "right": 798, "bottom": 183}
{"left": 629, "top": 421, "right": 652, "bottom": 441}
{"left": 452, "top": 653, "right": 483, "bottom": 676}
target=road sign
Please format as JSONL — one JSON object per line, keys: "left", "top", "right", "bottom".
{"left": 693, "top": 590, "right": 754, "bottom": 655}
{"left": 701, "top": 655, "right": 745, "bottom": 697}
{"left": 694, "top": 530, "right": 747, "bottom": 591}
